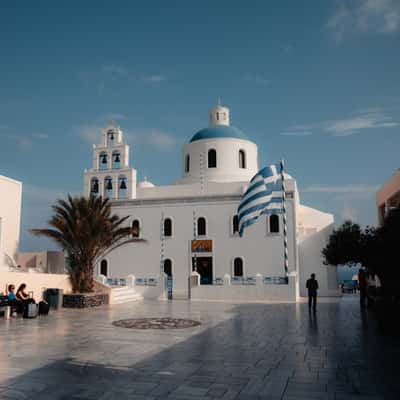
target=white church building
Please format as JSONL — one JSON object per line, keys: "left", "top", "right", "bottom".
{"left": 84, "top": 104, "right": 339, "bottom": 301}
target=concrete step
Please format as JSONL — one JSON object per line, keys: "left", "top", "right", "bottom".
{"left": 110, "top": 287, "right": 143, "bottom": 304}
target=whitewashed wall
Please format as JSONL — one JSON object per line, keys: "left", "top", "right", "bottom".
{"left": 0, "top": 176, "right": 22, "bottom": 269}
{"left": 98, "top": 195, "right": 297, "bottom": 300}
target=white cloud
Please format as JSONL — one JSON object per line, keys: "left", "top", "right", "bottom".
{"left": 280, "top": 124, "right": 313, "bottom": 136}
{"left": 280, "top": 131, "right": 313, "bottom": 136}
{"left": 327, "top": 0, "right": 400, "bottom": 40}
{"left": 0, "top": 131, "right": 49, "bottom": 150}
{"left": 283, "top": 108, "right": 398, "bottom": 138}
{"left": 302, "top": 183, "right": 379, "bottom": 201}
{"left": 128, "top": 129, "right": 176, "bottom": 151}
{"left": 142, "top": 75, "right": 166, "bottom": 83}
{"left": 325, "top": 109, "right": 399, "bottom": 136}
{"left": 77, "top": 124, "right": 103, "bottom": 144}
{"left": 23, "top": 184, "right": 71, "bottom": 204}
{"left": 302, "top": 184, "right": 379, "bottom": 194}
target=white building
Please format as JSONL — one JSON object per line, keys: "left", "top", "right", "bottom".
{"left": 0, "top": 175, "right": 22, "bottom": 270}
{"left": 84, "top": 105, "right": 339, "bottom": 301}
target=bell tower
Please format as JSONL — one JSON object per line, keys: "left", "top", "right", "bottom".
{"left": 83, "top": 120, "right": 137, "bottom": 200}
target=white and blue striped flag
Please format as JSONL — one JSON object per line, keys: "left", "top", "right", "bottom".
{"left": 238, "top": 162, "right": 284, "bottom": 237}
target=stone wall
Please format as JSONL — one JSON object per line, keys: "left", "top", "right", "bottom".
{"left": 62, "top": 293, "right": 109, "bottom": 308}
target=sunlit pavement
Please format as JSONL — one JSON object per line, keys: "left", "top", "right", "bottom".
{"left": 1, "top": 295, "right": 399, "bottom": 399}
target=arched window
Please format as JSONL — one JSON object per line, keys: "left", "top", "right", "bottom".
{"left": 269, "top": 214, "right": 280, "bottom": 233}
{"left": 233, "top": 258, "right": 243, "bottom": 277}
{"left": 185, "top": 154, "right": 190, "bottom": 173}
{"left": 99, "top": 152, "right": 108, "bottom": 170}
{"left": 232, "top": 215, "right": 239, "bottom": 234}
{"left": 100, "top": 259, "right": 108, "bottom": 277}
{"left": 112, "top": 151, "right": 121, "bottom": 169}
{"left": 90, "top": 178, "right": 99, "bottom": 196}
{"left": 118, "top": 176, "right": 128, "bottom": 199}
{"left": 132, "top": 219, "right": 140, "bottom": 238}
{"left": 107, "top": 129, "right": 115, "bottom": 146}
{"left": 208, "top": 149, "right": 217, "bottom": 168}
{"left": 164, "top": 259, "right": 172, "bottom": 277}
{"left": 239, "top": 150, "right": 246, "bottom": 169}
{"left": 104, "top": 177, "right": 113, "bottom": 198}
{"left": 164, "top": 218, "right": 172, "bottom": 237}
{"left": 197, "top": 217, "right": 206, "bottom": 236}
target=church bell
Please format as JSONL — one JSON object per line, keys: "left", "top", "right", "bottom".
{"left": 101, "top": 155, "right": 107, "bottom": 164}
{"left": 106, "top": 180, "right": 113, "bottom": 190}
{"left": 114, "top": 154, "right": 120, "bottom": 163}
{"left": 120, "top": 179, "right": 127, "bottom": 190}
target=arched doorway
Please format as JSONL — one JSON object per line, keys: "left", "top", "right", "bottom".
{"left": 164, "top": 259, "right": 173, "bottom": 299}
{"left": 100, "top": 259, "right": 108, "bottom": 277}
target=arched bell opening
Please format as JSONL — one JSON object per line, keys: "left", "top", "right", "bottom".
{"left": 107, "top": 129, "right": 115, "bottom": 146}
{"left": 99, "top": 152, "right": 108, "bottom": 170}
{"left": 104, "top": 177, "right": 113, "bottom": 198}
{"left": 90, "top": 178, "right": 99, "bottom": 197}
{"left": 118, "top": 175, "right": 128, "bottom": 199}
{"left": 112, "top": 151, "right": 121, "bottom": 169}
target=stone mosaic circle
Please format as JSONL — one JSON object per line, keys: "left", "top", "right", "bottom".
{"left": 112, "top": 317, "right": 201, "bottom": 329}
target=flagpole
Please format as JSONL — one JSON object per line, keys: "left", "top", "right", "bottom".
{"left": 280, "top": 159, "right": 289, "bottom": 282}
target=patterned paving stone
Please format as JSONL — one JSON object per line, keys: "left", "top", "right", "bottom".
{"left": 0, "top": 296, "right": 399, "bottom": 399}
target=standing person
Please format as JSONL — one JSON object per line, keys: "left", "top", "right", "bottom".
{"left": 306, "top": 273, "right": 318, "bottom": 311}
{"left": 358, "top": 269, "right": 367, "bottom": 307}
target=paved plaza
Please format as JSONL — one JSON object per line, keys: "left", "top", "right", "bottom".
{"left": 1, "top": 296, "right": 399, "bottom": 400}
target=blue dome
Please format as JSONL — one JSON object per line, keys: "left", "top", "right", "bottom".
{"left": 190, "top": 125, "right": 250, "bottom": 143}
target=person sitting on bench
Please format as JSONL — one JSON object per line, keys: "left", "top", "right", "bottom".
{"left": 16, "top": 283, "right": 36, "bottom": 305}
{"left": 7, "top": 285, "right": 23, "bottom": 315}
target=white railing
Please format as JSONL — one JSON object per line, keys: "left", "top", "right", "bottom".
{"left": 135, "top": 277, "right": 158, "bottom": 286}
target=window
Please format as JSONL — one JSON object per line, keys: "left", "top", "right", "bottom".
{"left": 90, "top": 178, "right": 99, "bottom": 196}
{"left": 239, "top": 150, "right": 246, "bottom": 169}
{"left": 216, "top": 112, "right": 219, "bottom": 121}
{"left": 112, "top": 151, "right": 121, "bottom": 169}
{"left": 100, "top": 259, "right": 108, "bottom": 277}
{"left": 233, "top": 258, "right": 243, "bottom": 277}
{"left": 164, "top": 218, "right": 172, "bottom": 237}
{"left": 208, "top": 149, "right": 217, "bottom": 168}
{"left": 104, "top": 177, "right": 113, "bottom": 198}
{"left": 197, "top": 217, "right": 206, "bottom": 236}
{"left": 269, "top": 214, "right": 279, "bottom": 233}
{"left": 232, "top": 215, "right": 239, "bottom": 234}
{"left": 132, "top": 219, "right": 140, "bottom": 238}
{"left": 118, "top": 176, "right": 127, "bottom": 199}
{"left": 164, "top": 259, "right": 172, "bottom": 277}
{"left": 99, "top": 152, "right": 108, "bottom": 170}
{"left": 185, "top": 154, "right": 190, "bottom": 173}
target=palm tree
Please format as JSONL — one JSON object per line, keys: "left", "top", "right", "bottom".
{"left": 31, "top": 195, "right": 135, "bottom": 293}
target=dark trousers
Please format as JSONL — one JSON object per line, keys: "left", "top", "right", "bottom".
{"left": 360, "top": 289, "right": 367, "bottom": 306}
{"left": 308, "top": 294, "right": 317, "bottom": 310}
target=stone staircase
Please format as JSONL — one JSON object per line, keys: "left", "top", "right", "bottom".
{"left": 110, "top": 286, "right": 143, "bottom": 305}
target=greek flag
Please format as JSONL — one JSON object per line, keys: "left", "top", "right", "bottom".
{"left": 238, "top": 162, "right": 284, "bottom": 237}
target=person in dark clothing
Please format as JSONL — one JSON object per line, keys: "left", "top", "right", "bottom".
{"left": 358, "top": 268, "right": 367, "bottom": 307}
{"left": 306, "top": 273, "right": 318, "bottom": 311}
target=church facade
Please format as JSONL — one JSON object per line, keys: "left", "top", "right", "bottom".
{"left": 83, "top": 105, "right": 339, "bottom": 301}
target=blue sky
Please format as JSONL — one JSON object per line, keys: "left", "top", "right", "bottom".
{"left": 0, "top": 0, "right": 399, "bottom": 251}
